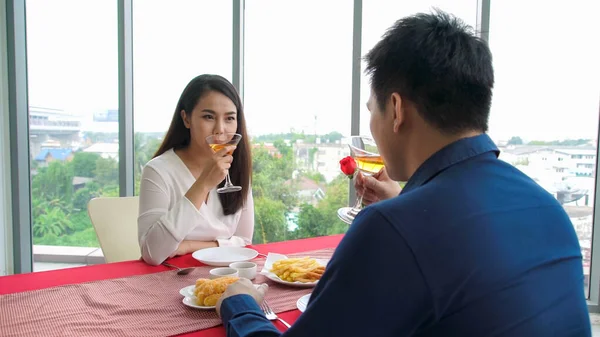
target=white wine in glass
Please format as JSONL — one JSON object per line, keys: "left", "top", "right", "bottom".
{"left": 355, "top": 154, "right": 384, "bottom": 175}
{"left": 205, "top": 133, "right": 242, "bottom": 193}
{"left": 337, "top": 136, "right": 383, "bottom": 224}
{"left": 209, "top": 143, "right": 234, "bottom": 155}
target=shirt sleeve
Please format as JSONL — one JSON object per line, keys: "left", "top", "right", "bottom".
{"left": 220, "top": 295, "right": 280, "bottom": 337}
{"left": 220, "top": 206, "right": 434, "bottom": 337}
{"left": 137, "top": 164, "right": 212, "bottom": 265}
{"left": 217, "top": 189, "right": 255, "bottom": 247}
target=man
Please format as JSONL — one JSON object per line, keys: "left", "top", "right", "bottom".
{"left": 215, "top": 10, "right": 591, "bottom": 336}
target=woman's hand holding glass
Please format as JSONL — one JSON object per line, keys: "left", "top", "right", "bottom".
{"left": 185, "top": 145, "right": 235, "bottom": 209}
{"left": 199, "top": 145, "right": 236, "bottom": 189}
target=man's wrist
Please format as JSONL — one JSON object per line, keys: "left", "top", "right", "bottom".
{"left": 220, "top": 294, "right": 263, "bottom": 323}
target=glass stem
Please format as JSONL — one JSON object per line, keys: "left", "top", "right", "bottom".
{"left": 349, "top": 173, "right": 364, "bottom": 215}
{"left": 224, "top": 171, "right": 233, "bottom": 187}
{"left": 352, "top": 194, "right": 363, "bottom": 211}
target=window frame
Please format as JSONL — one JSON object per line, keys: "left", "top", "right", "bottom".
{"left": 5, "top": 1, "right": 600, "bottom": 312}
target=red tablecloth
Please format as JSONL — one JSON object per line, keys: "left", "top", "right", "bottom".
{"left": 0, "top": 235, "right": 343, "bottom": 337}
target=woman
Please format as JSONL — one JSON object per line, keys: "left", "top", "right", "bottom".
{"left": 138, "top": 74, "right": 253, "bottom": 266}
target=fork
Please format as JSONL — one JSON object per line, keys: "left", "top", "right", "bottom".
{"left": 261, "top": 300, "right": 291, "bottom": 328}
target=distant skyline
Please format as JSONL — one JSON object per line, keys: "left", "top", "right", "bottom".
{"left": 24, "top": 0, "right": 600, "bottom": 142}
{"left": 56, "top": 113, "right": 600, "bottom": 145}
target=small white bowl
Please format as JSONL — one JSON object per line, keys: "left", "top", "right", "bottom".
{"left": 229, "top": 261, "right": 257, "bottom": 280}
{"left": 209, "top": 267, "right": 239, "bottom": 279}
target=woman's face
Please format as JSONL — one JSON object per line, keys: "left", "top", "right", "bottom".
{"left": 181, "top": 90, "right": 238, "bottom": 150}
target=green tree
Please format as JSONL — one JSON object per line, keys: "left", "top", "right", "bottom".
{"left": 101, "top": 185, "right": 120, "bottom": 197}
{"left": 252, "top": 146, "right": 297, "bottom": 208}
{"left": 33, "top": 207, "right": 73, "bottom": 237}
{"left": 134, "top": 132, "right": 162, "bottom": 174}
{"left": 253, "top": 131, "right": 342, "bottom": 145}
{"left": 72, "top": 185, "right": 100, "bottom": 211}
{"left": 293, "top": 174, "right": 349, "bottom": 239}
{"left": 528, "top": 139, "right": 591, "bottom": 146}
{"left": 253, "top": 197, "right": 288, "bottom": 244}
{"left": 71, "top": 152, "right": 101, "bottom": 177}
{"left": 94, "top": 156, "right": 118, "bottom": 186}
{"left": 251, "top": 141, "right": 301, "bottom": 243}
{"left": 69, "top": 210, "right": 96, "bottom": 234}
{"left": 295, "top": 204, "right": 327, "bottom": 238}
{"left": 31, "top": 196, "right": 70, "bottom": 221}
{"left": 31, "top": 161, "right": 74, "bottom": 201}
{"left": 134, "top": 133, "right": 163, "bottom": 195}
{"left": 83, "top": 132, "right": 118, "bottom": 143}
{"left": 34, "top": 226, "right": 99, "bottom": 247}
{"left": 308, "top": 147, "right": 318, "bottom": 170}
{"left": 507, "top": 136, "right": 523, "bottom": 145}
{"left": 303, "top": 171, "right": 326, "bottom": 184}
{"left": 273, "top": 139, "right": 292, "bottom": 159}
{"left": 321, "top": 131, "right": 343, "bottom": 143}
{"left": 315, "top": 174, "right": 350, "bottom": 235}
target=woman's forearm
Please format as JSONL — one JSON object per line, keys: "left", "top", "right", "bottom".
{"left": 185, "top": 180, "right": 212, "bottom": 210}
{"left": 180, "top": 240, "right": 219, "bottom": 254}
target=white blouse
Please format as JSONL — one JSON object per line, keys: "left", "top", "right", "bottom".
{"left": 137, "top": 148, "right": 254, "bottom": 265}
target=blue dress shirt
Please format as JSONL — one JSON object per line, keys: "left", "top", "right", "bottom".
{"left": 220, "top": 134, "right": 591, "bottom": 337}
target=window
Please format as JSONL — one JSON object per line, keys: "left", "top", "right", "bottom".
{"left": 490, "top": 1, "right": 600, "bottom": 296}
{"left": 132, "top": 0, "right": 233, "bottom": 193}
{"left": 26, "top": 0, "right": 119, "bottom": 264}
{"left": 360, "top": 0, "right": 479, "bottom": 137}
{"left": 14, "top": 2, "right": 600, "bottom": 300}
{"left": 245, "top": 0, "right": 353, "bottom": 243}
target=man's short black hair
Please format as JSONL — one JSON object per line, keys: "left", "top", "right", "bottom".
{"left": 365, "top": 9, "right": 494, "bottom": 134}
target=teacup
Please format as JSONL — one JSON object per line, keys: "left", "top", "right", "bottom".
{"left": 229, "top": 261, "right": 257, "bottom": 280}
{"left": 209, "top": 267, "right": 239, "bottom": 279}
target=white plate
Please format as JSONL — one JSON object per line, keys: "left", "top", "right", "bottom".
{"left": 182, "top": 296, "right": 216, "bottom": 310}
{"left": 181, "top": 284, "right": 262, "bottom": 310}
{"left": 192, "top": 247, "right": 258, "bottom": 267}
{"left": 296, "top": 293, "right": 311, "bottom": 313}
{"left": 265, "top": 273, "right": 320, "bottom": 288}
{"left": 179, "top": 285, "right": 195, "bottom": 298}
{"left": 260, "top": 253, "right": 328, "bottom": 288}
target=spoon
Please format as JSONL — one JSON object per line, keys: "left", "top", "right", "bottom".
{"left": 162, "top": 262, "right": 194, "bottom": 275}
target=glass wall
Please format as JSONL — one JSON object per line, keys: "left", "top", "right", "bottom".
{"left": 244, "top": 0, "right": 353, "bottom": 243}
{"left": 14, "top": 1, "right": 600, "bottom": 304}
{"left": 26, "top": 0, "right": 119, "bottom": 250}
{"left": 132, "top": 0, "right": 233, "bottom": 192}
{"left": 488, "top": 0, "right": 600, "bottom": 295}
{"left": 359, "top": 0, "right": 479, "bottom": 137}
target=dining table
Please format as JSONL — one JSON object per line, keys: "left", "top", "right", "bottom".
{"left": 0, "top": 234, "right": 343, "bottom": 337}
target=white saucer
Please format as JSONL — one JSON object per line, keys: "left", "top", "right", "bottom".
{"left": 179, "top": 285, "right": 195, "bottom": 298}
{"left": 181, "top": 284, "right": 263, "bottom": 310}
{"left": 296, "top": 293, "right": 311, "bottom": 312}
{"left": 182, "top": 296, "right": 216, "bottom": 310}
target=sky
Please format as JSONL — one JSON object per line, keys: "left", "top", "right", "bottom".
{"left": 24, "top": 0, "right": 600, "bottom": 142}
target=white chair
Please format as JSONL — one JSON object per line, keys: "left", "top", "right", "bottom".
{"left": 87, "top": 196, "right": 141, "bottom": 263}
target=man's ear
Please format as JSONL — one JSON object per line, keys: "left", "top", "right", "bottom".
{"left": 390, "top": 93, "right": 404, "bottom": 133}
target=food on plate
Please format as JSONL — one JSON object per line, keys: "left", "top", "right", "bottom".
{"left": 271, "top": 257, "right": 325, "bottom": 283}
{"left": 193, "top": 276, "right": 239, "bottom": 306}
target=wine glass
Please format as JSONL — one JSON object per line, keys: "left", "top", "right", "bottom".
{"left": 337, "top": 136, "right": 384, "bottom": 224}
{"left": 205, "top": 133, "right": 243, "bottom": 193}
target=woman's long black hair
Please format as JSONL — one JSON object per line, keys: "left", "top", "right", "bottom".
{"left": 154, "top": 74, "right": 251, "bottom": 215}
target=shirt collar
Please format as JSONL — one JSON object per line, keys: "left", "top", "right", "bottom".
{"left": 401, "top": 133, "right": 499, "bottom": 194}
